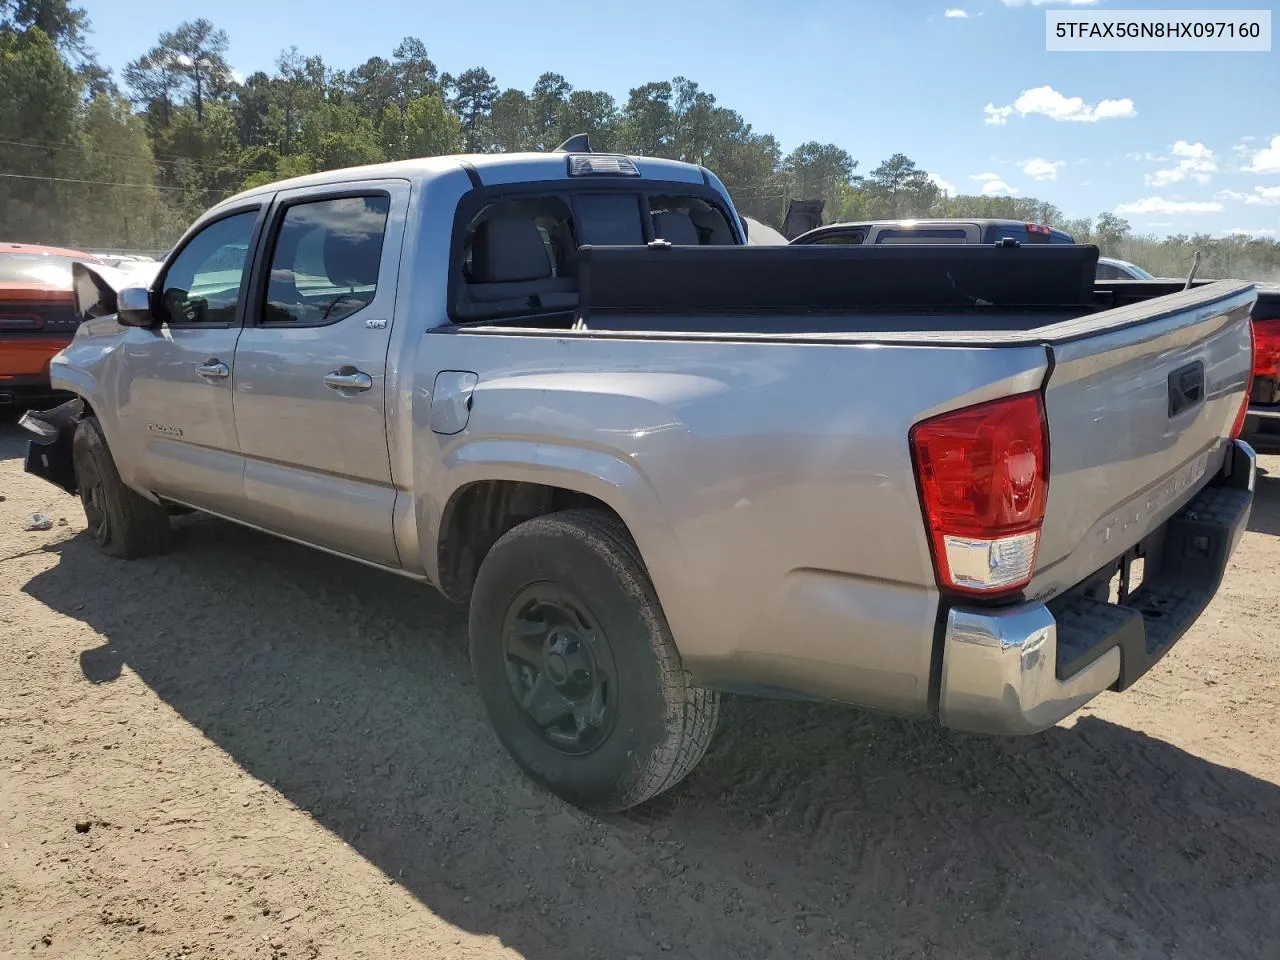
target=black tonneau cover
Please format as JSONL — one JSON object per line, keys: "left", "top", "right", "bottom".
{"left": 1095, "top": 278, "right": 1280, "bottom": 320}
{"left": 576, "top": 243, "right": 1100, "bottom": 318}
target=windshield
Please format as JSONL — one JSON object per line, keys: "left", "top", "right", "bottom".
{"left": 0, "top": 253, "right": 93, "bottom": 287}
{"left": 1124, "top": 261, "right": 1156, "bottom": 280}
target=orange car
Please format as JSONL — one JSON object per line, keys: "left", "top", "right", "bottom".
{"left": 0, "top": 242, "right": 104, "bottom": 408}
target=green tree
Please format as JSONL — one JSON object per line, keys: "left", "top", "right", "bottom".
{"left": 0, "top": 26, "right": 84, "bottom": 241}
{"left": 380, "top": 93, "right": 460, "bottom": 160}
{"left": 232, "top": 70, "right": 274, "bottom": 147}
{"left": 167, "top": 19, "right": 231, "bottom": 123}
{"left": 1094, "top": 212, "right": 1131, "bottom": 253}
{"left": 391, "top": 37, "right": 438, "bottom": 109}
{"left": 2, "top": 0, "right": 89, "bottom": 54}
{"left": 782, "top": 141, "right": 855, "bottom": 203}
{"left": 488, "top": 88, "right": 531, "bottom": 153}
{"left": 74, "top": 93, "right": 173, "bottom": 246}
{"left": 864, "top": 152, "right": 939, "bottom": 218}
{"left": 347, "top": 55, "right": 396, "bottom": 121}
{"left": 561, "top": 89, "right": 616, "bottom": 148}
{"left": 528, "top": 71, "right": 571, "bottom": 151}
{"left": 446, "top": 66, "right": 496, "bottom": 151}
{"left": 274, "top": 47, "right": 326, "bottom": 155}
{"left": 124, "top": 44, "right": 185, "bottom": 130}
{"left": 619, "top": 81, "right": 673, "bottom": 156}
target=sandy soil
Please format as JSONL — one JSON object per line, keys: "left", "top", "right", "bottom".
{"left": 1, "top": 413, "right": 1279, "bottom": 960}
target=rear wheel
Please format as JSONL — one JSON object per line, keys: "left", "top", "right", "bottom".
{"left": 469, "top": 509, "right": 719, "bottom": 812}
{"left": 72, "top": 416, "right": 171, "bottom": 559}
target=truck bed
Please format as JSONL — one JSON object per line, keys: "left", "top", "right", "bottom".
{"left": 467, "top": 243, "right": 1253, "bottom": 347}
{"left": 443, "top": 241, "right": 1255, "bottom": 635}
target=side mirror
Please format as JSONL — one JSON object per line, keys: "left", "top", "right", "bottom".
{"left": 116, "top": 286, "right": 156, "bottom": 328}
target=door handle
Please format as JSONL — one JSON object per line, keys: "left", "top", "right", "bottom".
{"left": 324, "top": 368, "right": 373, "bottom": 394}
{"left": 196, "top": 359, "right": 230, "bottom": 380}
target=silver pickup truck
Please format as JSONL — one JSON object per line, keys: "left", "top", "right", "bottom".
{"left": 21, "top": 146, "right": 1257, "bottom": 813}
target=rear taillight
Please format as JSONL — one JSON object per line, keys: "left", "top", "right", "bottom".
{"left": 910, "top": 392, "right": 1049, "bottom": 597}
{"left": 1252, "top": 317, "right": 1280, "bottom": 379}
{"left": 1231, "top": 317, "right": 1257, "bottom": 440}
{"left": 1025, "top": 223, "right": 1052, "bottom": 236}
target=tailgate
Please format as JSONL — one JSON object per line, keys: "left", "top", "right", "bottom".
{"left": 1030, "top": 281, "right": 1255, "bottom": 598}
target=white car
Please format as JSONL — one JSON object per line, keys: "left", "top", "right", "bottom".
{"left": 1096, "top": 256, "right": 1156, "bottom": 281}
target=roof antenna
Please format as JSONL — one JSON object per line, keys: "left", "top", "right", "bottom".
{"left": 1183, "top": 249, "right": 1202, "bottom": 290}
{"left": 554, "top": 133, "right": 592, "bottom": 153}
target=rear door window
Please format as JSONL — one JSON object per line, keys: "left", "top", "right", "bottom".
{"left": 261, "top": 194, "right": 390, "bottom": 326}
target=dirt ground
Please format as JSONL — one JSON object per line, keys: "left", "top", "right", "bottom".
{"left": 1, "top": 415, "right": 1278, "bottom": 960}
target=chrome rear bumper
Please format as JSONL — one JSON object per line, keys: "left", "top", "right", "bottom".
{"left": 939, "top": 440, "right": 1254, "bottom": 736}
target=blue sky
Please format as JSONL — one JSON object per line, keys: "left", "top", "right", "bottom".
{"left": 80, "top": 0, "right": 1280, "bottom": 238}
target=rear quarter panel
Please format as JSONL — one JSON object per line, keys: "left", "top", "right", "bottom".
{"left": 413, "top": 330, "right": 1048, "bottom": 714}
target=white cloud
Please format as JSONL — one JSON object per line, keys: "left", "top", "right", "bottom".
{"left": 944, "top": 8, "right": 971, "bottom": 17}
{"left": 984, "top": 85, "right": 1136, "bottom": 125}
{"left": 1022, "top": 158, "right": 1064, "bottom": 181}
{"left": 1145, "top": 141, "right": 1217, "bottom": 187}
{"left": 1246, "top": 135, "right": 1280, "bottom": 174}
{"left": 1115, "top": 197, "right": 1223, "bottom": 216}
{"left": 928, "top": 173, "right": 956, "bottom": 196}
{"left": 1216, "top": 186, "right": 1280, "bottom": 206}
{"left": 1001, "top": 0, "right": 1099, "bottom": 5}
{"left": 1223, "top": 227, "right": 1278, "bottom": 237}
{"left": 972, "top": 172, "right": 1019, "bottom": 196}
{"left": 984, "top": 104, "right": 1014, "bottom": 126}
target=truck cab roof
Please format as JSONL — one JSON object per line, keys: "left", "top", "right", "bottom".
{"left": 219, "top": 152, "right": 715, "bottom": 212}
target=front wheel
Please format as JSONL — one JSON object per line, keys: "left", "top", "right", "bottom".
{"left": 71, "top": 416, "right": 171, "bottom": 559}
{"left": 468, "top": 509, "right": 719, "bottom": 812}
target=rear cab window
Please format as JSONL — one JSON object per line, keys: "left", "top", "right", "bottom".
{"left": 451, "top": 184, "right": 738, "bottom": 322}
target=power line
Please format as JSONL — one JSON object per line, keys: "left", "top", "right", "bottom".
{"left": 0, "top": 171, "right": 188, "bottom": 191}
{"left": 0, "top": 135, "right": 263, "bottom": 175}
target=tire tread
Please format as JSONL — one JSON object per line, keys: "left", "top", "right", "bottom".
{"left": 475, "top": 508, "right": 719, "bottom": 811}
{"left": 73, "top": 416, "right": 171, "bottom": 559}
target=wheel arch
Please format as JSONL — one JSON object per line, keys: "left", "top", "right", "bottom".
{"left": 426, "top": 440, "right": 695, "bottom": 642}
